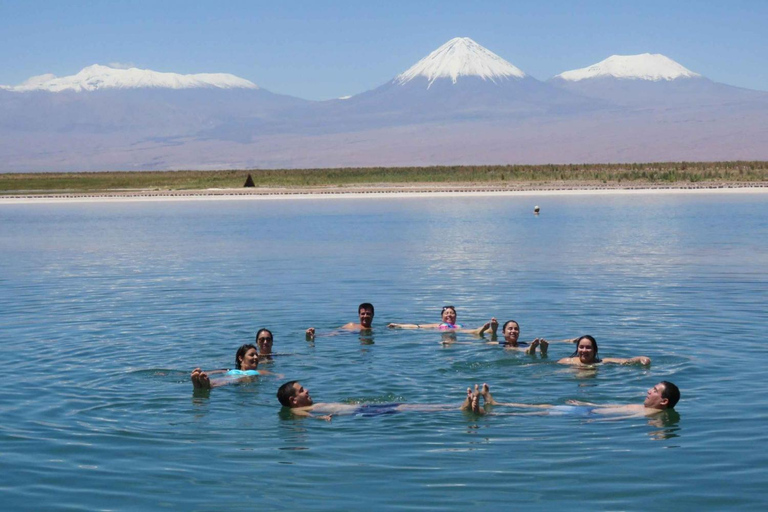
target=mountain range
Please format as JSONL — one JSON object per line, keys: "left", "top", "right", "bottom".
{"left": 2, "top": 37, "right": 767, "bottom": 172}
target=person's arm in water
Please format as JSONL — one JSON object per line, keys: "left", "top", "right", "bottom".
{"left": 388, "top": 322, "right": 440, "bottom": 329}
{"left": 255, "top": 368, "right": 284, "bottom": 378}
{"left": 602, "top": 356, "right": 651, "bottom": 366}
{"left": 289, "top": 406, "right": 332, "bottom": 422}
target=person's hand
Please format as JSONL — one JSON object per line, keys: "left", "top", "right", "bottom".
{"left": 387, "top": 323, "right": 399, "bottom": 329}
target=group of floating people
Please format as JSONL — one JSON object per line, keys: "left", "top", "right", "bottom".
{"left": 191, "top": 303, "right": 680, "bottom": 421}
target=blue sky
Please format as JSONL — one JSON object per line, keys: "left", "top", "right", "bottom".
{"left": 1, "top": 0, "right": 766, "bottom": 100}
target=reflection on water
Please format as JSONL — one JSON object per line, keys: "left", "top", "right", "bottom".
{"left": 1, "top": 193, "right": 768, "bottom": 510}
{"left": 647, "top": 410, "right": 682, "bottom": 442}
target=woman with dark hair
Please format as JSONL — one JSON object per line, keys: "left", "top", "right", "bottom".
{"left": 558, "top": 335, "right": 651, "bottom": 366}
{"left": 255, "top": 328, "right": 274, "bottom": 356}
{"left": 388, "top": 305, "right": 496, "bottom": 334}
{"left": 190, "top": 343, "right": 279, "bottom": 389}
{"left": 491, "top": 320, "right": 548, "bottom": 355}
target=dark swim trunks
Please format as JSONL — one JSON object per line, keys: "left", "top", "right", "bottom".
{"left": 355, "top": 403, "right": 402, "bottom": 417}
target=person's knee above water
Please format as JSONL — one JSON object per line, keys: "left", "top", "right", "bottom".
{"left": 558, "top": 335, "right": 651, "bottom": 366}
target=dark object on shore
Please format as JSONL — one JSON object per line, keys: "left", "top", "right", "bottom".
{"left": 534, "top": 205, "right": 540, "bottom": 215}
{"left": 244, "top": 174, "right": 255, "bottom": 187}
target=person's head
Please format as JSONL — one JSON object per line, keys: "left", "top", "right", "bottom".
{"left": 502, "top": 320, "right": 520, "bottom": 343}
{"left": 441, "top": 305, "right": 457, "bottom": 324}
{"left": 235, "top": 344, "right": 259, "bottom": 370}
{"left": 645, "top": 381, "right": 680, "bottom": 409}
{"left": 255, "top": 328, "right": 273, "bottom": 354}
{"left": 277, "top": 380, "right": 313, "bottom": 408}
{"left": 358, "top": 303, "right": 374, "bottom": 328}
{"left": 572, "top": 335, "right": 600, "bottom": 363}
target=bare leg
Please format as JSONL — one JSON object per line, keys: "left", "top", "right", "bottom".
{"left": 526, "top": 339, "right": 540, "bottom": 355}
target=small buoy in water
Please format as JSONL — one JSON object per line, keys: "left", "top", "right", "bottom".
{"left": 534, "top": 205, "right": 540, "bottom": 215}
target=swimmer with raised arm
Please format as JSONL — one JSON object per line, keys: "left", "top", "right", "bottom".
{"left": 306, "top": 303, "right": 375, "bottom": 340}
{"left": 475, "top": 381, "right": 679, "bottom": 418}
{"left": 276, "top": 381, "right": 484, "bottom": 421}
{"left": 190, "top": 343, "right": 279, "bottom": 390}
{"left": 388, "top": 305, "right": 496, "bottom": 335}
{"left": 557, "top": 335, "right": 651, "bottom": 366}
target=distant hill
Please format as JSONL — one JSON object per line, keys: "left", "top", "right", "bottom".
{"left": 2, "top": 40, "right": 768, "bottom": 172}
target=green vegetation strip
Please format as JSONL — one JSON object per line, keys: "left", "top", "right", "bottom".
{"left": 1, "top": 162, "right": 767, "bottom": 194}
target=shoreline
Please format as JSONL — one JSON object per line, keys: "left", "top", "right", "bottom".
{"left": 1, "top": 181, "right": 767, "bottom": 204}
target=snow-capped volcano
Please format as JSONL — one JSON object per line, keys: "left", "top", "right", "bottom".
{"left": 554, "top": 54, "right": 701, "bottom": 82}
{"left": 394, "top": 37, "right": 526, "bottom": 88}
{"left": 2, "top": 64, "right": 258, "bottom": 92}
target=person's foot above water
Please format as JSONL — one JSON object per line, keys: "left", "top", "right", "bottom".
{"left": 191, "top": 368, "right": 211, "bottom": 389}
{"left": 481, "top": 383, "right": 497, "bottom": 405}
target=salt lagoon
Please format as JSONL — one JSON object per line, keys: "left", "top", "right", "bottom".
{"left": 1, "top": 191, "right": 767, "bottom": 510}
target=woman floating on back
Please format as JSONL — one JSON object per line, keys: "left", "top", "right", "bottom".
{"left": 388, "top": 305, "right": 496, "bottom": 334}
{"left": 490, "top": 320, "right": 549, "bottom": 355}
{"left": 191, "top": 342, "right": 279, "bottom": 389}
{"left": 557, "top": 335, "right": 651, "bottom": 366}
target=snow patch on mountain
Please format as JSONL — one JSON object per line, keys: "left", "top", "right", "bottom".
{"left": 2, "top": 64, "right": 258, "bottom": 92}
{"left": 395, "top": 37, "right": 526, "bottom": 88}
{"left": 555, "top": 54, "right": 701, "bottom": 82}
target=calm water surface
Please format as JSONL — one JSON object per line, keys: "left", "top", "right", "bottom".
{"left": 1, "top": 193, "right": 767, "bottom": 511}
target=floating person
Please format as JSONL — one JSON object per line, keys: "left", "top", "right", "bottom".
{"left": 388, "top": 305, "right": 496, "bottom": 334}
{"left": 490, "top": 319, "right": 548, "bottom": 355}
{"left": 256, "top": 328, "right": 274, "bottom": 357}
{"left": 276, "top": 380, "right": 484, "bottom": 421}
{"left": 190, "top": 344, "right": 279, "bottom": 389}
{"left": 534, "top": 205, "right": 540, "bottom": 215}
{"left": 557, "top": 335, "right": 651, "bottom": 366}
{"left": 306, "top": 302, "right": 375, "bottom": 340}
{"left": 475, "top": 382, "right": 679, "bottom": 418}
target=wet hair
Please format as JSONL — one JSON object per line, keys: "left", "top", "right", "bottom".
{"left": 441, "top": 305, "right": 456, "bottom": 315}
{"left": 277, "top": 380, "right": 299, "bottom": 407}
{"left": 660, "top": 381, "right": 681, "bottom": 408}
{"left": 235, "top": 343, "right": 258, "bottom": 370}
{"left": 502, "top": 320, "right": 520, "bottom": 332}
{"left": 358, "top": 303, "right": 374, "bottom": 315}
{"left": 255, "top": 328, "right": 273, "bottom": 342}
{"left": 571, "top": 335, "right": 601, "bottom": 363}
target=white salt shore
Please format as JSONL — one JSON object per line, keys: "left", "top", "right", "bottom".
{"left": 1, "top": 184, "right": 767, "bottom": 205}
